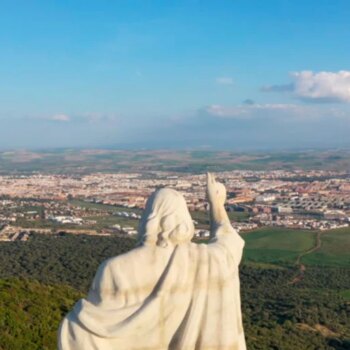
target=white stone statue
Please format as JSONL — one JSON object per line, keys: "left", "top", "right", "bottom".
{"left": 58, "top": 173, "right": 246, "bottom": 350}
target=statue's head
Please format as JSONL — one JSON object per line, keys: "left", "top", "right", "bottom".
{"left": 138, "top": 188, "right": 195, "bottom": 247}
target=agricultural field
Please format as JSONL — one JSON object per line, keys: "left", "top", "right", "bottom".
{"left": 242, "top": 228, "right": 317, "bottom": 265}
{"left": 1, "top": 149, "right": 350, "bottom": 174}
{"left": 301, "top": 227, "right": 350, "bottom": 267}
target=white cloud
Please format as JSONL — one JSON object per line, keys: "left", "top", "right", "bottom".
{"left": 263, "top": 70, "right": 350, "bottom": 103}
{"left": 50, "top": 114, "right": 71, "bottom": 122}
{"left": 216, "top": 77, "right": 234, "bottom": 85}
{"left": 292, "top": 71, "right": 350, "bottom": 102}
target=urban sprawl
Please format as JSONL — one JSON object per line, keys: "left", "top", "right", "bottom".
{"left": 1, "top": 170, "right": 350, "bottom": 241}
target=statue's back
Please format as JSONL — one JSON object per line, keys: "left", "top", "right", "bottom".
{"left": 59, "top": 181, "right": 246, "bottom": 350}
{"left": 59, "top": 236, "right": 245, "bottom": 350}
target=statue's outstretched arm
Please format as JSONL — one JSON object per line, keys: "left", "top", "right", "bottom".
{"left": 207, "top": 173, "right": 245, "bottom": 266}
{"left": 206, "top": 173, "right": 232, "bottom": 238}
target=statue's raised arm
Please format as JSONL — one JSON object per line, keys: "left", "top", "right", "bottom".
{"left": 207, "top": 173, "right": 245, "bottom": 266}
{"left": 207, "top": 172, "right": 231, "bottom": 237}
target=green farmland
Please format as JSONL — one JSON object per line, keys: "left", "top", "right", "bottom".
{"left": 301, "top": 227, "right": 350, "bottom": 267}
{"left": 242, "top": 228, "right": 317, "bottom": 265}
{"left": 242, "top": 226, "right": 350, "bottom": 268}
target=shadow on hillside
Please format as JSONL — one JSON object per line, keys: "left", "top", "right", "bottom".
{"left": 328, "top": 338, "right": 350, "bottom": 350}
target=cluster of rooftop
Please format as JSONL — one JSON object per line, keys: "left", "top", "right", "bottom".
{"left": 0, "top": 170, "right": 349, "bottom": 239}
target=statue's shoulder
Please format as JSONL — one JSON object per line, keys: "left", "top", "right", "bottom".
{"left": 103, "top": 246, "right": 142, "bottom": 267}
{"left": 101, "top": 246, "right": 156, "bottom": 276}
{"left": 92, "top": 247, "right": 145, "bottom": 287}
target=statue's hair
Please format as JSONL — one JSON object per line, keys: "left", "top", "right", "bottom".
{"left": 137, "top": 188, "right": 195, "bottom": 247}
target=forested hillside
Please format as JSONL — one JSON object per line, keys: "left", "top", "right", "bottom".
{"left": 0, "top": 234, "right": 349, "bottom": 349}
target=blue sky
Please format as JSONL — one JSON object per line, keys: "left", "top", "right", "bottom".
{"left": 1, "top": 0, "right": 350, "bottom": 150}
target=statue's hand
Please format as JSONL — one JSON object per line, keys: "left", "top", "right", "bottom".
{"left": 206, "top": 173, "right": 226, "bottom": 207}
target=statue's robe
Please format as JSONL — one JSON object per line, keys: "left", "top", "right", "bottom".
{"left": 58, "top": 225, "right": 246, "bottom": 350}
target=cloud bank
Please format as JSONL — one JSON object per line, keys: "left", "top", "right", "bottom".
{"left": 1, "top": 71, "right": 350, "bottom": 150}
{"left": 1, "top": 102, "right": 350, "bottom": 150}
{"left": 263, "top": 70, "right": 350, "bottom": 103}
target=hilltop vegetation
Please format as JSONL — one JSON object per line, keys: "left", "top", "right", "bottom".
{"left": 0, "top": 234, "right": 135, "bottom": 291}
{"left": 0, "top": 266, "right": 349, "bottom": 349}
{"left": 0, "top": 278, "right": 81, "bottom": 350}
{"left": 0, "top": 231, "right": 349, "bottom": 349}
{"left": 242, "top": 266, "right": 350, "bottom": 350}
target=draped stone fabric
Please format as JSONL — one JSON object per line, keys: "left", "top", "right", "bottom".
{"left": 58, "top": 188, "right": 246, "bottom": 350}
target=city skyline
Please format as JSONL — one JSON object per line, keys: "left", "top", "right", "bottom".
{"left": 1, "top": 1, "right": 350, "bottom": 149}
